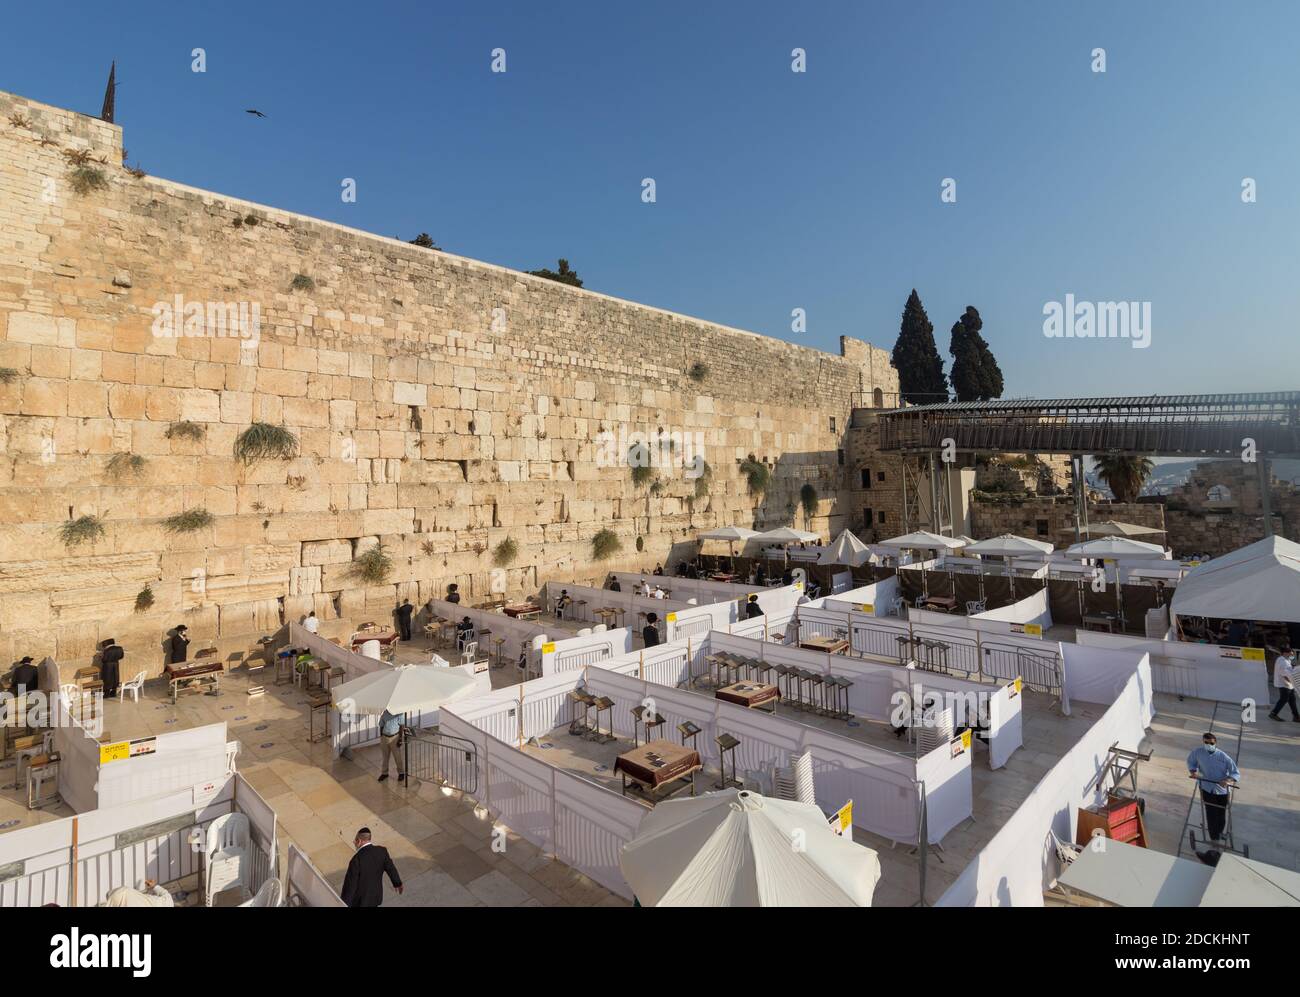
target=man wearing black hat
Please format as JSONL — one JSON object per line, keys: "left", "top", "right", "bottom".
{"left": 394, "top": 598, "right": 414, "bottom": 642}
{"left": 642, "top": 612, "right": 660, "bottom": 648}
{"left": 340, "top": 827, "right": 403, "bottom": 907}
{"left": 99, "top": 639, "right": 124, "bottom": 699}
{"left": 168, "top": 625, "right": 190, "bottom": 665}
{"left": 10, "top": 656, "right": 39, "bottom": 697}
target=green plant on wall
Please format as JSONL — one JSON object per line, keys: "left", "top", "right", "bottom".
{"left": 800, "top": 483, "right": 818, "bottom": 521}
{"left": 162, "top": 508, "right": 215, "bottom": 533}
{"left": 592, "top": 529, "right": 621, "bottom": 561}
{"left": 165, "top": 420, "right": 206, "bottom": 441}
{"left": 58, "top": 514, "right": 105, "bottom": 548}
{"left": 350, "top": 544, "right": 392, "bottom": 584}
{"left": 692, "top": 459, "right": 713, "bottom": 499}
{"left": 493, "top": 537, "right": 519, "bottom": 566}
{"left": 106, "top": 453, "right": 147, "bottom": 479}
{"left": 234, "top": 423, "right": 299, "bottom": 464}
{"left": 740, "top": 455, "right": 769, "bottom": 495}
{"left": 134, "top": 584, "right": 154, "bottom": 613}
{"left": 290, "top": 273, "right": 316, "bottom": 292}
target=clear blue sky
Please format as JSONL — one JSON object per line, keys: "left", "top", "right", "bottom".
{"left": 3, "top": 0, "right": 1295, "bottom": 398}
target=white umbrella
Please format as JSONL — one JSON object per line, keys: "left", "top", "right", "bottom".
{"left": 330, "top": 663, "right": 477, "bottom": 716}
{"left": 698, "top": 526, "right": 760, "bottom": 542}
{"left": 879, "top": 531, "right": 965, "bottom": 599}
{"left": 819, "top": 530, "right": 872, "bottom": 567}
{"left": 698, "top": 525, "right": 761, "bottom": 565}
{"left": 619, "top": 789, "right": 881, "bottom": 907}
{"left": 964, "top": 534, "right": 1054, "bottom": 602}
{"left": 754, "top": 527, "right": 820, "bottom": 544}
{"left": 1066, "top": 537, "right": 1167, "bottom": 631}
{"left": 1083, "top": 520, "right": 1166, "bottom": 538}
{"left": 877, "top": 530, "right": 965, "bottom": 551}
{"left": 1065, "top": 537, "right": 1168, "bottom": 560}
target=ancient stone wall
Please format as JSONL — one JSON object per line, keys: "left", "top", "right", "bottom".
{"left": 0, "top": 90, "right": 898, "bottom": 673}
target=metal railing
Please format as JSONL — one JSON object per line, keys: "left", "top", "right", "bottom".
{"left": 979, "top": 639, "right": 1063, "bottom": 698}
{"left": 404, "top": 729, "right": 478, "bottom": 795}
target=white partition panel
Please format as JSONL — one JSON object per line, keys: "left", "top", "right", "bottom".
{"left": 552, "top": 772, "right": 642, "bottom": 899}
{"left": 987, "top": 681, "right": 1024, "bottom": 770}
{"left": 1074, "top": 629, "right": 1269, "bottom": 705}
{"left": 937, "top": 657, "right": 1154, "bottom": 906}
{"left": 286, "top": 845, "right": 346, "bottom": 907}
{"left": 546, "top": 627, "right": 634, "bottom": 675}
{"left": 915, "top": 735, "right": 974, "bottom": 842}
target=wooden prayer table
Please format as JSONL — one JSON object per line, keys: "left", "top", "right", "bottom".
{"left": 715, "top": 680, "right": 780, "bottom": 713}
{"left": 614, "top": 738, "right": 702, "bottom": 801}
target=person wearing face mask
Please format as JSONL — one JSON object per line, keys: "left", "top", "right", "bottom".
{"left": 1186, "top": 733, "right": 1240, "bottom": 843}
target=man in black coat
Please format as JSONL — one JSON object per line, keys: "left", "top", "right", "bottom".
{"left": 10, "top": 656, "right": 39, "bottom": 697}
{"left": 340, "top": 827, "right": 403, "bottom": 907}
{"left": 394, "top": 599, "right": 414, "bottom": 642}
{"left": 745, "top": 595, "right": 764, "bottom": 619}
{"left": 642, "top": 612, "right": 660, "bottom": 648}
{"left": 100, "top": 639, "right": 124, "bottom": 698}
{"left": 168, "top": 625, "right": 190, "bottom": 665}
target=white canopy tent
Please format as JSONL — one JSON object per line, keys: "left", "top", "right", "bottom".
{"left": 755, "top": 527, "right": 820, "bottom": 544}
{"left": 619, "top": 789, "right": 881, "bottom": 907}
{"left": 1171, "top": 536, "right": 1300, "bottom": 624}
{"left": 818, "top": 529, "right": 873, "bottom": 567}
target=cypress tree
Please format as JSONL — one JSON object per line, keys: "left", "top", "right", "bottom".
{"left": 891, "top": 289, "right": 948, "bottom": 405}
{"left": 948, "top": 306, "right": 1005, "bottom": 402}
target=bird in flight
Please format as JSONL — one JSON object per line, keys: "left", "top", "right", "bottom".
{"left": 245, "top": 109, "right": 267, "bottom": 118}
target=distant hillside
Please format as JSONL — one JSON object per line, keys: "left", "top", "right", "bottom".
{"left": 1086, "top": 458, "right": 1300, "bottom": 498}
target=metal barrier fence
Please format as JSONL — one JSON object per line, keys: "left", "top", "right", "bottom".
{"left": 980, "top": 639, "right": 1063, "bottom": 698}
{"left": 405, "top": 729, "right": 479, "bottom": 794}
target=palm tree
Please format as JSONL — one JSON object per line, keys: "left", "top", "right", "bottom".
{"left": 1092, "top": 455, "right": 1154, "bottom": 503}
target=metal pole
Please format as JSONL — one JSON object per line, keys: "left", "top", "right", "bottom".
{"left": 901, "top": 456, "right": 910, "bottom": 534}
{"left": 914, "top": 783, "right": 929, "bottom": 907}
{"left": 1259, "top": 457, "right": 1274, "bottom": 537}
{"left": 928, "top": 453, "right": 941, "bottom": 533}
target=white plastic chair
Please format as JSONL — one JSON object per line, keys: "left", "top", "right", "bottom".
{"left": 239, "top": 878, "right": 282, "bottom": 907}
{"left": 888, "top": 597, "right": 906, "bottom": 618}
{"left": 592, "top": 624, "right": 607, "bottom": 633}
{"left": 460, "top": 641, "right": 488, "bottom": 671}
{"left": 577, "top": 627, "right": 593, "bottom": 637}
{"left": 118, "top": 670, "right": 146, "bottom": 703}
{"left": 204, "top": 813, "right": 251, "bottom": 907}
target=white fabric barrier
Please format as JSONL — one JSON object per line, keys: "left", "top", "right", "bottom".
{"left": 665, "top": 601, "right": 735, "bottom": 641}
{"left": 969, "top": 588, "right": 1053, "bottom": 637}
{"left": 1073, "top": 629, "right": 1270, "bottom": 705}
{"left": 541, "top": 581, "right": 692, "bottom": 629}
{"left": 819, "top": 576, "right": 900, "bottom": 616}
{"left": 937, "top": 654, "right": 1155, "bottom": 906}
{"left": 545, "top": 627, "right": 634, "bottom": 674}
{"left": 986, "top": 681, "right": 1024, "bottom": 770}
{"left": 611, "top": 571, "right": 755, "bottom": 606}
{"left": 437, "top": 711, "right": 642, "bottom": 899}
{"left": 426, "top": 597, "right": 550, "bottom": 665}
{"left": 0, "top": 773, "right": 276, "bottom": 908}
{"left": 286, "top": 844, "right": 345, "bottom": 907}
{"left": 584, "top": 652, "right": 967, "bottom": 845}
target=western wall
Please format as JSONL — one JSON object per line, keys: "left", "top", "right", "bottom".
{"left": 0, "top": 90, "right": 899, "bottom": 673}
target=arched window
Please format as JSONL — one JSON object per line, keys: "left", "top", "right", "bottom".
{"left": 873, "top": 387, "right": 884, "bottom": 407}
{"left": 1207, "top": 484, "right": 1232, "bottom": 503}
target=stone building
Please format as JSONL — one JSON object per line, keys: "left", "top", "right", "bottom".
{"left": 0, "top": 90, "right": 899, "bottom": 673}
{"left": 1163, "top": 459, "right": 1300, "bottom": 556}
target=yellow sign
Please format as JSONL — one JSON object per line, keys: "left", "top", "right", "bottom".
{"left": 829, "top": 800, "right": 853, "bottom": 835}
{"left": 1242, "top": 647, "right": 1266, "bottom": 662}
{"left": 100, "top": 741, "right": 130, "bottom": 764}
{"left": 1023, "top": 623, "right": 1043, "bottom": 637}
{"left": 861, "top": 603, "right": 874, "bottom": 614}
{"left": 1014, "top": 677, "right": 1023, "bottom": 694}
{"left": 962, "top": 729, "right": 972, "bottom": 750}
{"left": 666, "top": 612, "right": 677, "bottom": 623}
{"left": 541, "top": 642, "right": 556, "bottom": 654}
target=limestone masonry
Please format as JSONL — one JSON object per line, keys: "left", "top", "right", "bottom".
{"left": 0, "top": 90, "right": 899, "bottom": 673}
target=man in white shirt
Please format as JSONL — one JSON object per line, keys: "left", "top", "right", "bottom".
{"left": 303, "top": 611, "right": 320, "bottom": 635}
{"left": 1268, "top": 645, "right": 1299, "bottom": 721}
{"left": 653, "top": 586, "right": 666, "bottom": 599}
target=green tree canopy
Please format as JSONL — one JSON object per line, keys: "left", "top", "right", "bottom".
{"left": 528, "top": 258, "right": 583, "bottom": 287}
{"left": 408, "top": 233, "right": 440, "bottom": 249}
{"left": 948, "top": 306, "right": 1005, "bottom": 402}
{"left": 891, "top": 289, "right": 947, "bottom": 405}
